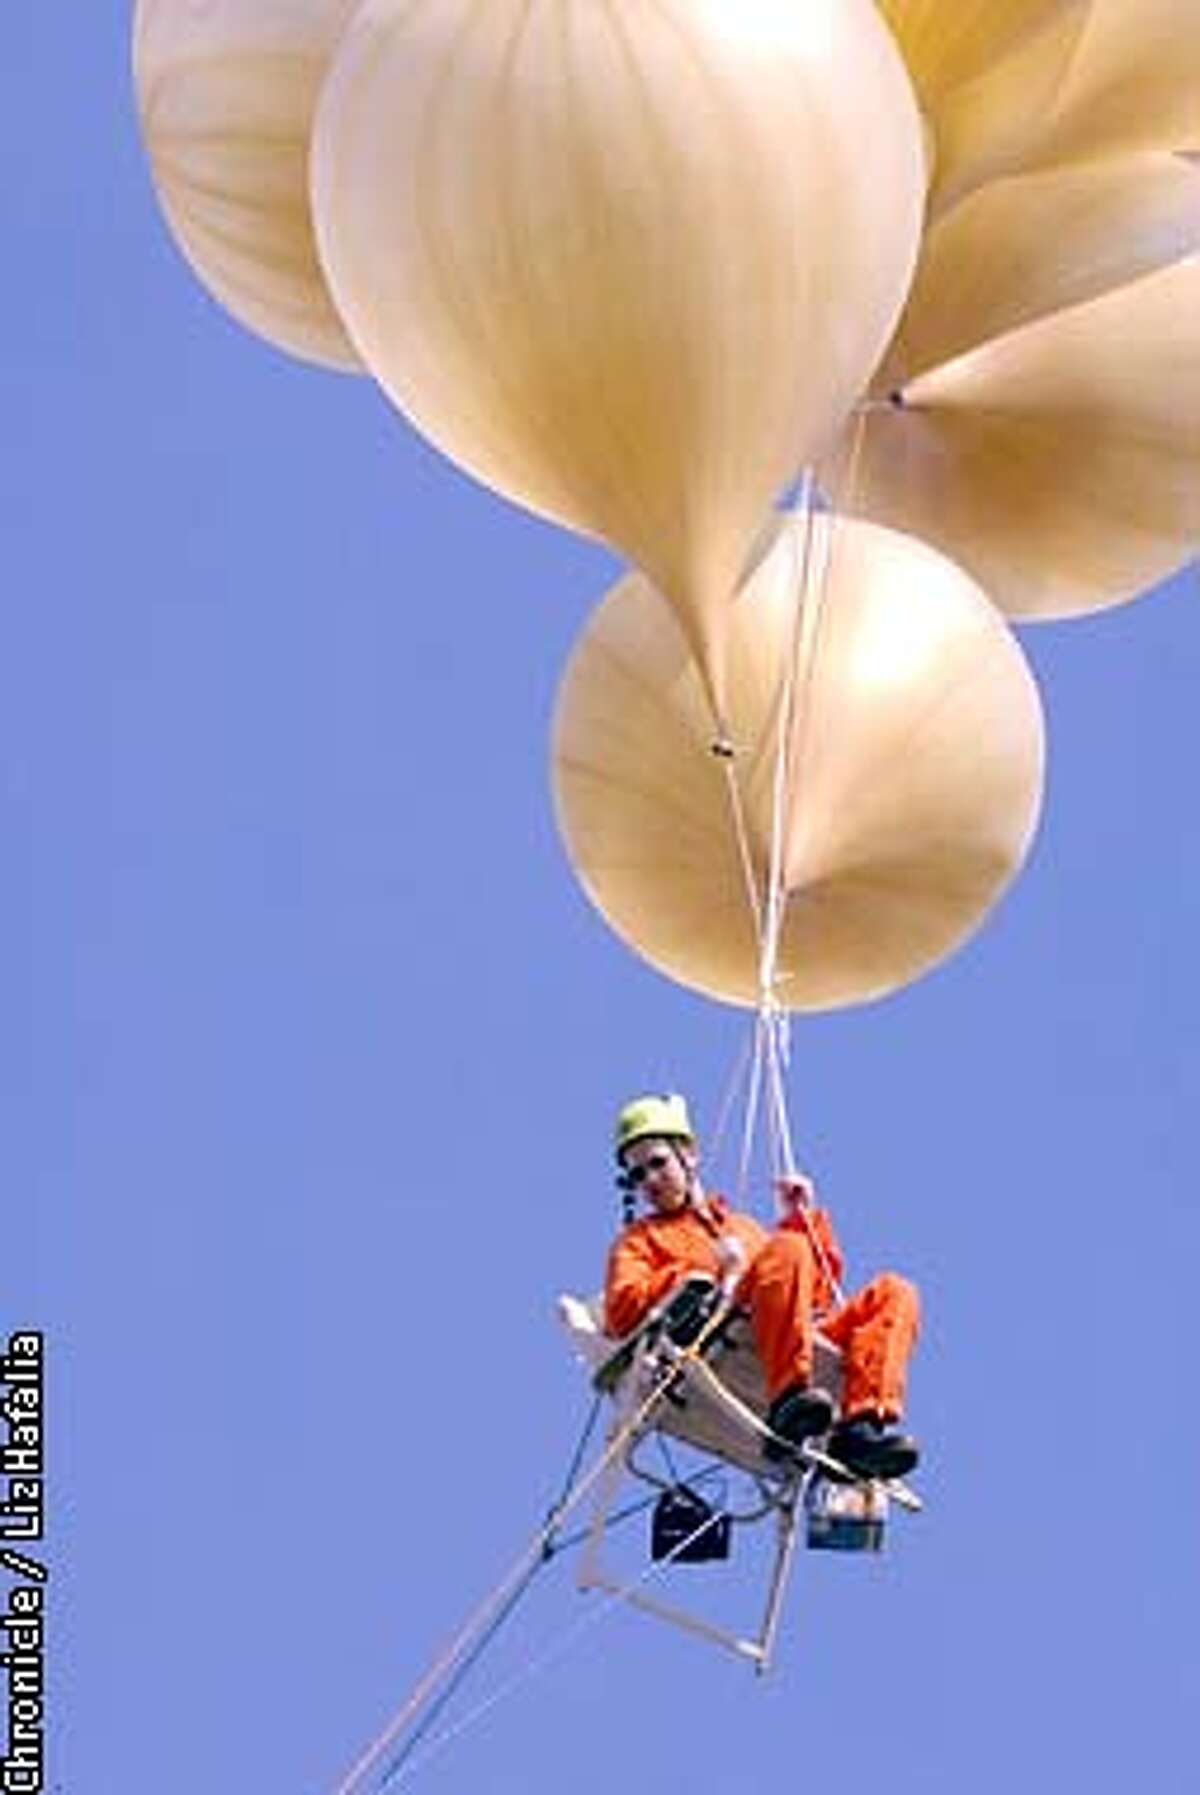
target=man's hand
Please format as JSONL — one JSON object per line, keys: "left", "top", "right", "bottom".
{"left": 715, "top": 1232, "right": 747, "bottom": 1293}
{"left": 775, "top": 1171, "right": 816, "bottom": 1214}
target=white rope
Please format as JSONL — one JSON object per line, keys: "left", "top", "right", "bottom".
{"left": 735, "top": 1011, "right": 768, "bottom": 1208}
{"left": 707, "top": 1025, "right": 755, "bottom": 1167}
{"left": 753, "top": 480, "right": 826, "bottom": 1198}
{"left": 714, "top": 441, "right": 866, "bottom": 1293}
{"left": 763, "top": 1010, "right": 797, "bottom": 1182}
{"left": 331, "top": 1536, "right": 558, "bottom": 1795}
{"left": 717, "top": 749, "right": 766, "bottom": 954}
{"left": 715, "top": 429, "right": 866, "bottom": 1220}
{"left": 760, "top": 476, "right": 818, "bottom": 1014}
{"left": 753, "top": 431, "right": 882, "bottom": 1305}
{"left": 383, "top": 1498, "right": 731, "bottom": 1790}
{"left": 329, "top": 1371, "right": 673, "bottom": 1795}
{"left": 331, "top": 1295, "right": 740, "bottom": 1795}
{"left": 779, "top": 482, "right": 837, "bottom": 919}
{"left": 713, "top": 726, "right": 770, "bottom": 1211}
{"left": 757, "top": 412, "right": 874, "bottom": 1182}
{"left": 345, "top": 417, "right": 889, "bottom": 1795}
{"left": 714, "top": 487, "right": 817, "bottom": 1212}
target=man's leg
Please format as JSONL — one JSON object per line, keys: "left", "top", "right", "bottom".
{"left": 822, "top": 1272, "right": 921, "bottom": 1475}
{"left": 738, "top": 1229, "right": 818, "bottom": 1397}
{"left": 738, "top": 1232, "right": 833, "bottom": 1452}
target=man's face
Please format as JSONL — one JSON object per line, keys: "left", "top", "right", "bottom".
{"left": 622, "top": 1136, "right": 694, "bottom": 1215}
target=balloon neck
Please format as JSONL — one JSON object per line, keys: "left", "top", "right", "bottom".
{"left": 855, "top": 389, "right": 907, "bottom": 414}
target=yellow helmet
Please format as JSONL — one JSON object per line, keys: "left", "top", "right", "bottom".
{"left": 614, "top": 1093, "right": 694, "bottom": 1162}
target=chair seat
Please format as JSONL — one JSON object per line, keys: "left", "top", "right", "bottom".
{"left": 558, "top": 1290, "right": 843, "bottom": 1475}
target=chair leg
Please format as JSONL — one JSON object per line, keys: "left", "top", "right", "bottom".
{"left": 756, "top": 1490, "right": 802, "bottom": 1675}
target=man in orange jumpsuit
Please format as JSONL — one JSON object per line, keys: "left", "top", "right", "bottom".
{"left": 605, "top": 1094, "right": 921, "bottom": 1480}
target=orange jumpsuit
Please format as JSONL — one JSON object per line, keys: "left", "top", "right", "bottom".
{"left": 604, "top": 1196, "right": 919, "bottom": 1421}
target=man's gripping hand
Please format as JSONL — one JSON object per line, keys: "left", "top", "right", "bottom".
{"left": 775, "top": 1171, "right": 816, "bottom": 1215}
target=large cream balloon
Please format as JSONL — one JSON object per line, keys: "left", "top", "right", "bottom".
{"left": 552, "top": 516, "right": 1044, "bottom": 1012}
{"left": 134, "top": 0, "right": 361, "bottom": 370}
{"left": 829, "top": 160, "right": 1200, "bottom": 619}
{"left": 908, "top": 0, "right": 1200, "bottom": 215}
{"left": 880, "top": 156, "right": 1200, "bottom": 380}
{"left": 311, "top": 0, "right": 926, "bottom": 718}
{"left": 878, "top": 0, "right": 1085, "bottom": 106}
{"left": 1024, "top": 0, "right": 1200, "bottom": 173}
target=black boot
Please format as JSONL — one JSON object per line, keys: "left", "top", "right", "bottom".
{"left": 764, "top": 1383, "right": 835, "bottom": 1460}
{"left": 827, "top": 1412, "right": 920, "bottom": 1481}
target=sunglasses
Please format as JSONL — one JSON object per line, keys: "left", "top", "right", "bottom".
{"left": 620, "top": 1151, "right": 673, "bottom": 1189}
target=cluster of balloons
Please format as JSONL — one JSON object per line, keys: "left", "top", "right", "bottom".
{"left": 136, "top": 0, "right": 1199, "bottom": 1013}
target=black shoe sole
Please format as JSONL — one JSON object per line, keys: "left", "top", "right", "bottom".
{"left": 764, "top": 1391, "right": 834, "bottom": 1461}
{"left": 830, "top": 1440, "right": 920, "bottom": 1482}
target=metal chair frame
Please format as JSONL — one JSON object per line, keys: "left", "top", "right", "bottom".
{"left": 571, "top": 1295, "right": 847, "bottom": 1671}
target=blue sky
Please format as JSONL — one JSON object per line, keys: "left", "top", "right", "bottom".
{"left": 5, "top": 9, "right": 1199, "bottom": 1793}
